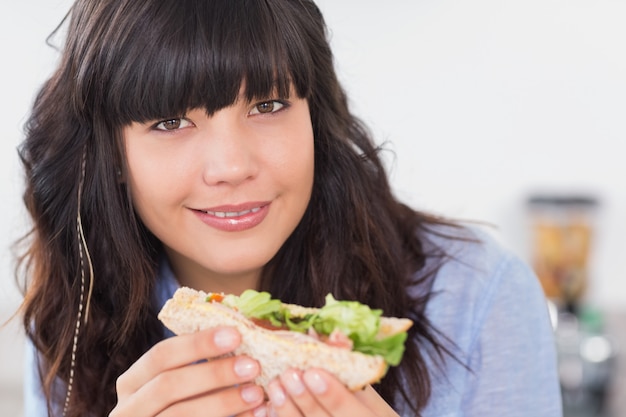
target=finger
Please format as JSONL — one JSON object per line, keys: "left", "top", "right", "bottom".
{"left": 267, "top": 378, "right": 307, "bottom": 417}
{"left": 117, "top": 355, "right": 260, "bottom": 416}
{"left": 155, "top": 384, "right": 265, "bottom": 417}
{"left": 354, "top": 385, "right": 400, "bottom": 417}
{"left": 116, "top": 327, "right": 240, "bottom": 397}
{"left": 300, "top": 369, "right": 382, "bottom": 417}
{"left": 277, "top": 369, "right": 329, "bottom": 417}
{"left": 235, "top": 403, "right": 270, "bottom": 417}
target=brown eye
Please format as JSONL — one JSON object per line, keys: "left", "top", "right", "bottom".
{"left": 154, "top": 118, "right": 191, "bottom": 131}
{"left": 256, "top": 102, "right": 275, "bottom": 114}
{"left": 158, "top": 119, "right": 181, "bottom": 130}
{"left": 249, "top": 100, "right": 286, "bottom": 115}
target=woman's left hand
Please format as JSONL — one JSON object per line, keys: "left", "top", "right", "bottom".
{"left": 264, "top": 368, "right": 399, "bottom": 417}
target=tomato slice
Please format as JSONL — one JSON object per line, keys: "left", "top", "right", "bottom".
{"left": 208, "top": 293, "right": 225, "bottom": 303}
{"left": 250, "top": 317, "right": 288, "bottom": 331}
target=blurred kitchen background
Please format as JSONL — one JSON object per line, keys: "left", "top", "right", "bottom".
{"left": 1, "top": 0, "right": 624, "bottom": 415}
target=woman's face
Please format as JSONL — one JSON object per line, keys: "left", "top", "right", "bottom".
{"left": 123, "top": 91, "right": 314, "bottom": 294}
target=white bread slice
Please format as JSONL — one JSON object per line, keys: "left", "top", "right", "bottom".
{"left": 158, "top": 287, "right": 406, "bottom": 391}
{"left": 377, "top": 316, "right": 413, "bottom": 339}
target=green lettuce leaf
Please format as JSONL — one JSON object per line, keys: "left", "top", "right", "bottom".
{"left": 221, "top": 290, "right": 283, "bottom": 325}
{"left": 214, "top": 290, "right": 408, "bottom": 366}
{"left": 352, "top": 332, "right": 408, "bottom": 366}
{"left": 313, "top": 294, "right": 382, "bottom": 344}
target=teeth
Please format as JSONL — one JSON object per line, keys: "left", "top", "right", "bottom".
{"left": 205, "top": 207, "right": 261, "bottom": 218}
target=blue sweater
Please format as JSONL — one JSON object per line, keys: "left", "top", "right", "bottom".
{"left": 406, "top": 226, "right": 562, "bottom": 416}
{"left": 24, "top": 226, "right": 562, "bottom": 416}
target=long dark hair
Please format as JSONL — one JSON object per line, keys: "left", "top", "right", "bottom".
{"left": 19, "top": 1, "right": 456, "bottom": 415}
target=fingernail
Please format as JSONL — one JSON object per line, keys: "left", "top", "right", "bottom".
{"left": 213, "top": 328, "right": 238, "bottom": 349}
{"left": 281, "top": 369, "right": 305, "bottom": 396}
{"left": 234, "top": 357, "right": 259, "bottom": 378}
{"left": 304, "top": 370, "right": 327, "bottom": 394}
{"left": 267, "top": 382, "right": 286, "bottom": 406}
{"left": 241, "top": 385, "right": 263, "bottom": 403}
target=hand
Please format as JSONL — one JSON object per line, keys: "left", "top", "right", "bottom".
{"left": 264, "top": 368, "right": 399, "bottom": 417}
{"left": 109, "top": 327, "right": 266, "bottom": 417}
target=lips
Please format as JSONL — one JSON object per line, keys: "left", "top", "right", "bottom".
{"left": 191, "top": 202, "right": 271, "bottom": 232}
{"left": 201, "top": 207, "right": 262, "bottom": 218}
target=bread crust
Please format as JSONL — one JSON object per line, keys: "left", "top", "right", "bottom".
{"left": 158, "top": 287, "right": 390, "bottom": 391}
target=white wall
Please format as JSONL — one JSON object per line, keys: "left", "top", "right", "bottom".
{"left": 1, "top": 0, "right": 625, "bottom": 402}
{"left": 0, "top": 1, "right": 74, "bottom": 406}
{"left": 315, "top": 0, "right": 626, "bottom": 309}
{"left": 2, "top": 0, "right": 74, "bottom": 306}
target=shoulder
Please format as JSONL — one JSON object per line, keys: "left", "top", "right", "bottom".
{"left": 413, "top": 224, "right": 562, "bottom": 416}
{"left": 419, "top": 223, "right": 546, "bottom": 351}
{"left": 23, "top": 338, "right": 66, "bottom": 416}
{"left": 421, "top": 223, "right": 538, "bottom": 308}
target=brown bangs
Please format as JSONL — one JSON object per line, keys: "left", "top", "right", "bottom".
{"left": 71, "top": 0, "right": 315, "bottom": 126}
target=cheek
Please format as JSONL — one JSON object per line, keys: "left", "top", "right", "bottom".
{"left": 125, "top": 146, "right": 155, "bottom": 203}
{"left": 124, "top": 140, "right": 190, "bottom": 221}
{"left": 124, "top": 161, "right": 160, "bottom": 227}
{"left": 275, "top": 112, "right": 315, "bottom": 187}
{"left": 273, "top": 139, "right": 314, "bottom": 202}
{"left": 285, "top": 137, "right": 315, "bottom": 217}
{"left": 294, "top": 140, "right": 315, "bottom": 189}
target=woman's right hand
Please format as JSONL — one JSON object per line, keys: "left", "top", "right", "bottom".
{"left": 109, "top": 327, "right": 266, "bottom": 417}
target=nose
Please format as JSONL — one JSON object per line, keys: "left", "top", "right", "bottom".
{"left": 200, "top": 115, "right": 258, "bottom": 187}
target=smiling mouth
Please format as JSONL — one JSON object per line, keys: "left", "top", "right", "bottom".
{"left": 199, "top": 207, "right": 262, "bottom": 218}
{"left": 192, "top": 203, "right": 270, "bottom": 232}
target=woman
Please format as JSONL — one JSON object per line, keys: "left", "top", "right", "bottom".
{"left": 18, "top": 0, "right": 562, "bottom": 416}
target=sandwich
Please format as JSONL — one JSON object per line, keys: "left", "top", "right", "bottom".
{"left": 158, "top": 287, "right": 413, "bottom": 391}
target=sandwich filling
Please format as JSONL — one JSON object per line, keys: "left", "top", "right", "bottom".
{"left": 206, "top": 290, "right": 409, "bottom": 366}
